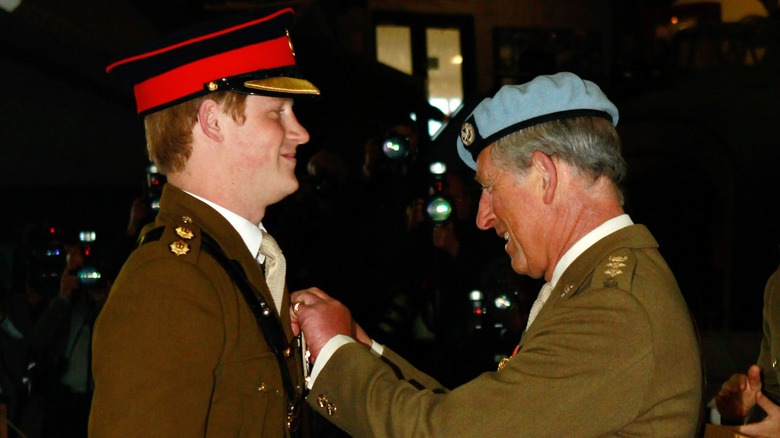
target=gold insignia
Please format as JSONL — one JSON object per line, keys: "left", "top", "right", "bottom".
{"left": 169, "top": 240, "right": 190, "bottom": 256}
{"left": 175, "top": 226, "right": 195, "bottom": 240}
{"left": 603, "top": 260, "right": 624, "bottom": 287}
{"left": 604, "top": 268, "right": 623, "bottom": 277}
{"left": 317, "top": 394, "right": 337, "bottom": 416}
{"left": 561, "top": 284, "right": 574, "bottom": 297}
{"left": 286, "top": 29, "right": 296, "bottom": 57}
{"left": 181, "top": 216, "right": 192, "bottom": 224}
{"left": 497, "top": 357, "right": 510, "bottom": 371}
{"left": 460, "top": 122, "right": 476, "bottom": 146}
{"left": 207, "top": 81, "right": 218, "bottom": 91}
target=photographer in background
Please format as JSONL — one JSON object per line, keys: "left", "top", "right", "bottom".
{"left": 30, "top": 240, "right": 111, "bottom": 438}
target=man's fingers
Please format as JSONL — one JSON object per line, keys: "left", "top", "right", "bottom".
{"left": 721, "top": 374, "right": 748, "bottom": 393}
{"left": 756, "top": 391, "right": 780, "bottom": 416}
{"left": 748, "top": 365, "right": 763, "bottom": 390}
{"left": 291, "top": 287, "right": 330, "bottom": 303}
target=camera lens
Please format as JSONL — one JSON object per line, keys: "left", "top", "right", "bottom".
{"left": 382, "top": 137, "right": 410, "bottom": 160}
{"left": 425, "top": 196, "right": 453, "bottom": 223}
{"left": 77, "top": 267, "right": 102, "bottom": 286}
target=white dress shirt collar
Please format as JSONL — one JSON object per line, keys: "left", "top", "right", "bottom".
{"left": 183, "top": 191, "right": 266, "bottom": 261}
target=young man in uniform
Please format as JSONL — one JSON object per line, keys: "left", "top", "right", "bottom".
{"left": 89, "top": 8, "right": 319, "bottom": 437}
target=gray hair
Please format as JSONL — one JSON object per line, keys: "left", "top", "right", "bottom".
{"left": 492, "top": 116, "right": 626, "bottom": 188}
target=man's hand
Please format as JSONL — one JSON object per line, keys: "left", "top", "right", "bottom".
{"left": 738, "top": 391, "right": 780, "bottom": 438}
{"left": 289, "top": 288, "right": 370, "bottom": 362}
{"left": 716, "top": 365, "right": 763, "bottom": 422}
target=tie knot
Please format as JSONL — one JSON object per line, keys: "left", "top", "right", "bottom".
{"left": 260, "top": 230, "right": 282, "bottom": 260}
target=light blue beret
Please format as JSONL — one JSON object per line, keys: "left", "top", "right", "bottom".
{"left": 456, "top": 72, "right": 619, "bottom": 170}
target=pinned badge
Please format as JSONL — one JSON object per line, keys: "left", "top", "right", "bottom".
{"left": 461, "top": 122, "right": 475, "bottom": 147}
{"left": 175, "top": 226, "right": 195, "bottom": 240}
{"left": 169, "top": 240, "right": 190, "bottom": 256}
{"left": 317, "top": 394, "right": 337, "bottom": 416}
{"left": 181, "top": 216, "right": 193, "bottom": 224}
{"left": 497, "top": 357, "right": 510, "bottom": 371}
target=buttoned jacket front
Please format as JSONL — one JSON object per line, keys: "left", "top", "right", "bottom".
{"left": 89, "top": 184, "right": 303, "bottom": 438}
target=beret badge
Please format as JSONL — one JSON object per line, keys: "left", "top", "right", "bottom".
{"left": 461, "top": 122, "right": 476, "bottom": 147}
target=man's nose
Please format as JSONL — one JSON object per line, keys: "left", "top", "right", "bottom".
{"left": 288, "top": 112, "right": 310, "bottom": 145}
{"left": 475, "top": 192, "right": 494, "bottom": 230}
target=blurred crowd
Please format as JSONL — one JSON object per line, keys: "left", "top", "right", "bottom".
{"left": 0, "top": 191, "right": 153, "bottom": 437}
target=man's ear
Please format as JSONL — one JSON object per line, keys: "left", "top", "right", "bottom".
{"left": 197, "top": 99, "right": 224, "bottom": 142}
{"left": 531, "top": 151, "right": 557, "bottom": 205}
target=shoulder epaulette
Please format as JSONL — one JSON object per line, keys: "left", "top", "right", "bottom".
{"left": 591, "top": 248, "right": 637, "bottom": 290}
{"left": 140, "top": 215, "right": 202, "bottom": 261}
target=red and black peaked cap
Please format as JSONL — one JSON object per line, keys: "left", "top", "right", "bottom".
{"left": 106, "top": 7, "right": 320, "bottom": 116}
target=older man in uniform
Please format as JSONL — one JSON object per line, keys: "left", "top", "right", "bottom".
{"left": 89, "top": 8, "right": 318, "bottom": 437}
{"left": 290, "top": 72, "right": 702, "bottom": 437}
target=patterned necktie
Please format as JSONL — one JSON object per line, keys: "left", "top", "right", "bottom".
{"left": 526, "top": 282, "right": 553, "bottom": 330}
{"left": 259, "top": 230, "right": 286, "bottom": 313}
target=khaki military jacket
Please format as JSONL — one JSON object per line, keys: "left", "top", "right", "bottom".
{"left": 89, "top": 184, "right": 304, "bottom": 437}
{"left": 756, "top": 265, "right": 780, "bottom": 407}
{"left": 310, "top": 224, "right": 702, "bottom": 437}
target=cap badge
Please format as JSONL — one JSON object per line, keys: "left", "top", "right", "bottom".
{"left": 175, "top": 226, "right": 195, "bottom": 240}
{"left": 169, "top": 240, "right": 191, "bottom": 256}
{"left": 461, "top": 122, "right": 475, "bottom": 147}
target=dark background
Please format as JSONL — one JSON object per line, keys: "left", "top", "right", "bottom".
{"left": 1, "top": 0, "right": 779, "bottom": 402}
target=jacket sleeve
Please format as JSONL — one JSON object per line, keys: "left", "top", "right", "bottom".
{"left": 308, "top": 287, "right": 653, "bottom": 438}
{"left": 756, "top": 267, "right": 780, "bottom": 414}
{"left": 89, "top": 255, "right": 224, "bottom": 437}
